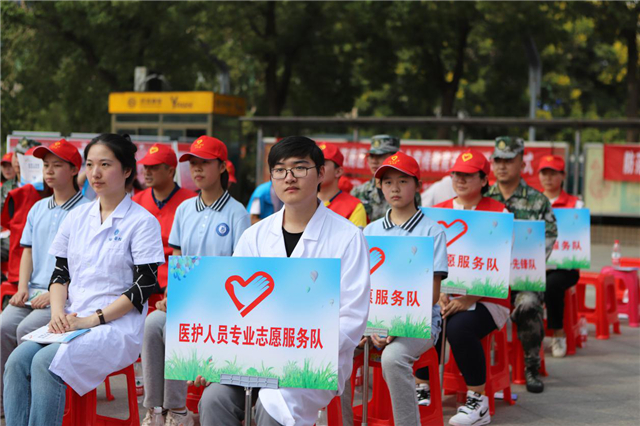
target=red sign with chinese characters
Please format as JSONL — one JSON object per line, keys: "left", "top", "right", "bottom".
{"left": 603, "top": 144, "right": 640, "bottom": 182}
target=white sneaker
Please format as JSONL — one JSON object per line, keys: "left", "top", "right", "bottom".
{"left": 551, "top": 337, "right": 567, "bottom": 358}
{"left": 165, "top": 410, "right": 195, "bottom": 426}
{"left": 416, "top": 383, "right": 431, "bottom": 406}
{"left": 142, "top": 408, "right": 164, "bottom": 426}
{"left": 449, "top": 391, "right": 490, "bottom": 426}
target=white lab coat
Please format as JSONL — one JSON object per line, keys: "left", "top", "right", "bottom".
{"left": 48, "top": 195, "right": 164, "bottom": 395}
{"left": 233, "top": 202, "right": 370, "bottom": 426}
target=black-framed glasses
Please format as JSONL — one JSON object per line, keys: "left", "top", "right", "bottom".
{"left": 270, "top": 166, "right": 316, "bottom": 180}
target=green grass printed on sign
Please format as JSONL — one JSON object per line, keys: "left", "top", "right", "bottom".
{"left": 164, "top": 351, "right": 338, "bottom": 390}
{"left": 547, "top": 256, "right": 591, "bottom": 269}
{"left": 442, "top": 278, "right": 508, "bottom": 298}
{"left": 511, "top": 277, "right": 546, "bottom": 292}
{"left": 366, "top": 315, "right": 431, "bottom": 339}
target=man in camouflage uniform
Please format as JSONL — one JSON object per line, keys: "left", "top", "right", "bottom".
{"left": 486, "top": 136, "right": 557, "bottom": 394}
{"left": 351, "top": 135, "right": 421, "bottom": 221}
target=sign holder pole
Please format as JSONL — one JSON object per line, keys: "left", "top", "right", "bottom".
{"left": 439, "top": 317, "right": 447, "bottom": 399}
{"left": 219, "top": 374, "right": 279, "bottom": 425}
{"left": 361, "top": 327, "right": 387, "bottom": 426}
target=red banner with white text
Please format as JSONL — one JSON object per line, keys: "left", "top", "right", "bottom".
{"left": 603, "top": 144, "right": 640, "bottom": 182}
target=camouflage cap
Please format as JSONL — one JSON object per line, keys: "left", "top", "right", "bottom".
{"left": 14, "top": 138, "right": 41, "bottom": 155}
{"left": 491, "top": 136, "right": 524, "bottom": 159}
{"left": 369, "top": 134, "right": 400, "bottom": 155}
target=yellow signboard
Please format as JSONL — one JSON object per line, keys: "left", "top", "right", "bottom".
{"left": 108, "top": 92, "right": 245, "bottom": 116}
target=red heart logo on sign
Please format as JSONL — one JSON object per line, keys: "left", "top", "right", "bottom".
{"left": 225, "top": 271, "right": 275, "bottom": 317}
{"left": 369, "top": 247, "right": 386, "bottom": 275}
{"left": 437, "top": 219, "right": 469, "bottom": 247}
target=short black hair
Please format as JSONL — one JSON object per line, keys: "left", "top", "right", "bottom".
{"left": 84, "top": 133, "right": 138, "bottom": 186}
{"left": 268, "top": 136, "right": 324, "bottom": 172}
{"left": 479, "top": 170, "right": 490, "bottom": 194}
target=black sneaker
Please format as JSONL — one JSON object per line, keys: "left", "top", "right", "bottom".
{"left": 416, "top": 384, "right": 431, "bottom": 406}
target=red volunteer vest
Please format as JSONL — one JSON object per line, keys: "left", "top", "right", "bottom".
{"left": 132, "top": 186, "right": 197, "bottom": 289}
{"left": 326, "top": 191, "right": 363, "bottom": 221}
{"left": 1, "top": 185, "right": 43, "bottom": 283}
{"left": 551, "top": 190, "right": 579, "bottom": 208}
{"left": 434, "top": 196, "right": 511, "bottom": 309}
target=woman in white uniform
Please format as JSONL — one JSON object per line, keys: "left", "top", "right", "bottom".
{"left": 3, "top": 134, "right": 164, "bottom": 426}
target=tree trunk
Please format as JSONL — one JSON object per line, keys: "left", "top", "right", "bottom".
{"left": 437, "top": 21, "right": 471, "bottom": 140}
{"left": 264, "top": 2, "right": 279, "bottom": 116}
{"left": 624, "top": 27, "right": 638, "bottom": 142}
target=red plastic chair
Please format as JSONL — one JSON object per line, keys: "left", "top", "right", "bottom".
{"left": 576, "top": 271, "right": 621, "bottom": 339}
{"left": 620, "top": 258, "right": 640, "bottom": 268}
{"left": 62, "top": 364, "right": 140, "bottom": 426}
{"left": 0, "top": 281, "right": 17, "bottom": 312}
{"left": 147, "top": 293, "right": 164, "bottom": 315}
{"left": 320, "top": 396, "right": 344, "bottom": 426}
{"left": 443, "top": 326, "right": 515, "bottom": 416}
{"left": 602, "top": 266, "right": 640, "bottom": 328}
{"left": 348, "top": 346, "right": 443, "bottom": 426}
{"left": 509, "top": 323, "right": 548, "bottom": 385}
{"left": 544, "top": 286, "right": 583, "bottom": 355}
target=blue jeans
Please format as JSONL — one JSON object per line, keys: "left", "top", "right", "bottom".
{"left": 3, "top": 342, "right": 66, "bottom": 426}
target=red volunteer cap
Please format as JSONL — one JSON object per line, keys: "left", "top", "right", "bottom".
{"left": 374, "top": 151, "right": 421, "bottom": 180}
{"left": 318, "top": 143, "right": 344, "bottom": 168}
{"left": 179, "top": 136, "right": 228, "bottom": 163}
{"left": 32, "top": 139, "right": 82, "bottom": 170}
{"left": 537, "top": 155, "right": 565, "bottom": 173}
{"left": 139, "top": 144, "right": 178, "bottom": 168}
{"left": 449, "top": 149, "right": 490, "bottom": 175}
{"left": 1, "top": 152, "right": 13, "bottom": 164}
{"left": 226, "top": 160, "right": 237, "bottom": 184}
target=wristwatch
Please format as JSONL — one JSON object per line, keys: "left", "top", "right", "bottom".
{"left": 96, "top": 309, "right": 106, "bottom": 325}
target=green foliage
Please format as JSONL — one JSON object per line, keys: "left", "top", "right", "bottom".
{"left": 164, "top": 351, "right": 338, "bottom": 390}
{"left": 1, "top": 1, "right": 636, "bottom": 146}
{"left": 511, "top": 277, "right": 546, "bottom": 292}
{"left": 366, "top": 317, "right": 387, "bottom": 329}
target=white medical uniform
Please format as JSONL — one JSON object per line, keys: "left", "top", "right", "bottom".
{"left": 48, "top": 195, "right": 164, "bottom": 395}
{"left": 233, "top": 202, "right": 371, "bottom": 426}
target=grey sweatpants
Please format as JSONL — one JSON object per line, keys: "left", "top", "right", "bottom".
{"left": 198, "top": 384, "right": 282, "bottom": 426}
{"left": 141, "top": 310, "right": 188, "bottom": 409}
{"left": 0, "top": 304, "right": 51, "bottom": 405}
{"left": 340, "top": 336, "right": 435, "bottom": 426}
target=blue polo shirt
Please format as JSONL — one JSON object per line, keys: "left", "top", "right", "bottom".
{"left": 169, "top": 191, "right": 251, "bottom": 256}
{"left": 364, "top": 208, "right": 448, "bottom": 341}
{"left": 20, "top": 191, "right": 89, "bottom": 290}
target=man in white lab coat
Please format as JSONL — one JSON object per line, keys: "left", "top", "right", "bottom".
{"left": 193, "top": 136, "right": 371, "bottom": 426}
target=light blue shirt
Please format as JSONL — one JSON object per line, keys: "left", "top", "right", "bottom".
{"left": 169, "top": 191, "right": 251, "bottom": 256}
{"left": 364, "top": 208, "right": 448, "bottom": 341}
{"left": 20, "top": 191, "right": 89, "bottom": 289}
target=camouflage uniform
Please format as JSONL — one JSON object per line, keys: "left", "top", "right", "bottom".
{"left": 351, "top": 178, "right": 422, "bottom": 222}
{"left": 351, "top": 134, "right": 421, "bottom": 222}
{"left": 487, "top": 137, "right": 558, "bottom": 384}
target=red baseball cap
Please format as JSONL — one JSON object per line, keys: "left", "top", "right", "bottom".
{"left": 537, "top": 155, "right": 565, "bottom": 173}
{"left": 179, "top": 136, "right": 228, "bottom": 163}
{"left": 226, "top": 160, "right": 237, "bottom": 184}
{"left": 318, "top": 143, "right": 344, "bottom": 168}
{"left": 1, "top": 152, "right": 13, "bottom": 164}
{"left": 32, "top": 139, "right": 82, "bottom": 170}
{"left": 139, "top": 144, "right": 178, "bottom": 168}
{"left": 374, "top": 151, "right": 421, "bottom": 180}
{"left": 449, "top": 149, "right": 490, "bottom": 175}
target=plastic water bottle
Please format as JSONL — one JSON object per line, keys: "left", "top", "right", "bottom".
{"left": 151, "top": 407, "right": 163, "bottom": 426}
{"left": 579, "top": 317, "right": 588, "bottom": 346}
{"left": 611, "top": 240, "right": 621, "bottom": 266}
{"left": 134, "top": 361, "right": 144, "bottom": 403}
